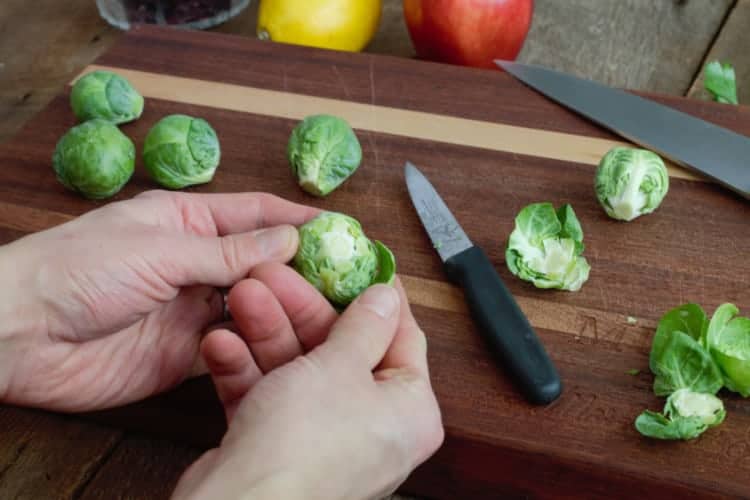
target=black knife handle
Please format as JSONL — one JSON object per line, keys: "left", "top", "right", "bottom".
{"left": 444, "top": 246, "right": 562, "bottom": 405}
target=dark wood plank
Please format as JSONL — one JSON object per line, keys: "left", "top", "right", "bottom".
{"left": 687, "top": 0, "right": 750, "bottom": 103}
{"left": 78, "top": 436, "right": 201, "bottom": 500}
{"left": 0, "top": 405, "right": 122, "bottom": 499}
{"left": 519, "top": 0, "right": 734, "bottom": 94}
{"left": 1, "top": 25, "right": 749, "bottom": 500}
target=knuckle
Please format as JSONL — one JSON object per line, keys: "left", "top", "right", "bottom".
{"left": 219, "top": 235, "right": 243, "bottom": 274}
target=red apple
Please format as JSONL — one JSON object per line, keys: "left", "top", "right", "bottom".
{"left": 403, "top": 0, "right": 534, "bottom": 69}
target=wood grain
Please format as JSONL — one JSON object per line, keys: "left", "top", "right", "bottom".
{"left": 0, "top": 405, "right": 122, "bottom": 499}
{"left": 518, "top": 0, "right": 734, "bottom": 94}
{"left": 688, "top": 0, "right": 750, "bottom": 104}
{"left": 1, "top": 25, "right": 747, "bottom": 499}
{"left": 74, "top": 63, "right": 698, "bottom": 182}
{"left": 78, "top": 436, "right": 201, "bottom": 500}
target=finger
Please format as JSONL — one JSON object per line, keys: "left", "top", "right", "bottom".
{"left": 200, "top": 328, "right": 263, "bottom": 422}
{"left": 167, "top": 225, "right": 298, "bottom": 288}
{"left": 249, "top": 263, "right": 338, "bottom": 351}
{"left": 227, "top": 278, "right": 304, "bottom": 373}
{"left": 376, "top": 277, "right": 430, "bottom": 380}
{"left": 315, "top": 284, "right": 400, "bottom": 372}
{"left": 141, "top": 190, "right": 320, "bottom": 236}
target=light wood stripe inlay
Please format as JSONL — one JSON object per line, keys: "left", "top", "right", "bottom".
{"left": 2, "top": 200, "right": 655, "bottom": 350}
{"left": 74, "top": 65, "right": 699, "bottom": 182}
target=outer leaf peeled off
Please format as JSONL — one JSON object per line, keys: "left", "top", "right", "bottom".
{"left": 651, "top": 330, "right": 723, "bottom": 397}
{"left": 70, "top": 70, "right": 144, "bottom": 124}
{"left": 142, "top": 114, "right": 221, "bottom": 189}
{"left": 505, "top": 202, "right": 590, "bottom": 291}
{"left": 649, "top": 303, "right": 708, "bottom": 374}
{"left": 704, "top": 60, "right": 739, "bottom": 105}
{"left": 705, "top": 303, "right": 750, "bottom": 397}
{"left": 287, "top": 114, "right": 362, "bottom": 197}
{"left": 635, "top": 389, "right": 725, "bottom": 441}
{"left": 293, "top": 212, "right": 396, "bottom": 307}
{"left": 595, "top": 147, "right": 669, "bottom": 221}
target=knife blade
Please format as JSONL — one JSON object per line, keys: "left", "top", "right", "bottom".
{"left": 404, "top": 161, "right": 562, "bottom": 405}
{"left": 495, "top": 60, "right": 750, "bottom": 201}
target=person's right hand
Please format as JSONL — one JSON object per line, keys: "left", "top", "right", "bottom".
{"left": 171, "top": 265, "right": 444, "bottom": 500}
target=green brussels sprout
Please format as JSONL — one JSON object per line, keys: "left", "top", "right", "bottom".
{"left": 287, "top": 114, "right": 362, "bottom": 196}
{"left": 52, "top": 119, "right": 135, "bottom": 199}
{"left": 70, "top": 70, "right": 144, "bottom": 124}
{"left": 505, "top": 202, "right": 590, "bottom": 292}
{"left": 293, "top": 212, "right": 396, "bottom": 307}
{"left": 635, "top": 389, "right": 725, "bottom": 441}
{"left": 595, "top": 146, "right": 669, "bottom": 221}
{"left": 142, "top": 114, "right": 221, "bottom": 189}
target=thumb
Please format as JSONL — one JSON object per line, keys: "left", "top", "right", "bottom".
{"left": 315, "top": 285, "right": 401, "bottom": 372}
{"left": 167, "top": 225, "right": 299, "bottom": 287}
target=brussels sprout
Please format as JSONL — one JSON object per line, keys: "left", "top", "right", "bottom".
{"left": 293, "top": 212, "right": 396, "bottom": 307}
{"left": 142, "top": 114, "right": 221, "bottom": 189}
{"left": 704, "top": 303, "right": 750, "bottom": 397}
{"left": 287, "top": 114, "right": 362, "bottom": 196}
{"left": 505, "top": 202, "right": 590, "bottom": 292}
{"left": 52, "top": 119, "right": 135, "bottom": 199}
{"left": 70, "top": 70, "right": 144, "bottom": 124}
{"left": 594, "top": 146, "right": 669, "bottom": 221}
{"left": 635, "top": 389, "right": 725, "bottom": 441}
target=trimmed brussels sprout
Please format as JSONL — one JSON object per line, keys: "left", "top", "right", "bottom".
{"left": 594, "top": 146, "right": 669, "bottom": 221}
{"left": 143, "top": 114, "right": 221, "bottom": 189}
{"left": 70, "top": 70, "right": 144, "bottom": 124}
{"left": 293, "top": 212, "right": 396, "bottom": 307}
{"left": 52, "top": 119, "right": 135, "bottom": 199}
{"left": 635, "top": 389, "right": 725, "bottom": 441}
{"left": 287, "top": 114, "right": 362, "bottom": 196}
{"left": 705, "top": 303, "right": 750, "bottom": 397}
{"left": 505, "top": 202, "right": 590, "bottom": 291}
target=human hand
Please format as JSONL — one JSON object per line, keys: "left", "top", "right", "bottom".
{"left": 172, "top": 266, "right": 444, "bottom": 500}
{"left": 0, "top": 190, "right": 317, "bottom": 412}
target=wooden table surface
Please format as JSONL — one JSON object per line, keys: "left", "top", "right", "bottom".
{"left": 1, "top": 1, "right": 749, "bottom": 499}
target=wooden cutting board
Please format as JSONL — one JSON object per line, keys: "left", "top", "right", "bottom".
{"left": 1, "top": 25, "right": 749, "bottom": 499}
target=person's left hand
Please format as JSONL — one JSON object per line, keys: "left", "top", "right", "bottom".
{"left": 0, "top": 190, "right": 318, "bottom": 412}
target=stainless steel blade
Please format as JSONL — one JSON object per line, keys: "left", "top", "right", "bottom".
{"left": 496, "top": 60, "right": 750, "bottom": 200}
{"left": 404, "top": 162, "right": 472, "bottom": 262}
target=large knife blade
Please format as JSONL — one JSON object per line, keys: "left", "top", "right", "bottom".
{"left": 496, "top": 60, "right": 749, "bottom": 200}
{"left": 405, "top": 162, "right": 562, "bottom": 405}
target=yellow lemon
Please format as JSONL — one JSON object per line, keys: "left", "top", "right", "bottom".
{"left": 257, "top": 0, "right": 382, "bottom": 52}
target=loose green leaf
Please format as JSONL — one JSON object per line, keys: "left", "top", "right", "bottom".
{"left": 649, "top": 303, "right": 708, "bottom": 373}
{"left": 505, "top": 203, "right": 590, "bottom": 291}
{"left": 705, "top": 303, "right": 750, "bottom": 396}
{"left": 704, "top": 60, "right": 738, "bottom": 105}
{"left": 635, "top": 389, "right": 725, "bottom": 441}
{"left": 626, "top": 369, "right": 641, "bottom": 376}
{"left": 651, "top": 331, "right": 722, "bottom": 397}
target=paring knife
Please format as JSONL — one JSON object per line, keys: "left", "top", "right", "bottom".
{"left": 495, "top": 60, "right": 750, "bottom": 201}
{"left": 404, "top": 162, "right": 562, "bottom": 405}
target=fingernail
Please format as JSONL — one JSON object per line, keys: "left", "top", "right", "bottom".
{"left": 359, "top": 285, "right": 398, "bottom": 319}
{"left": 255, "top": 226, "right": 295, "bottom": 257}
